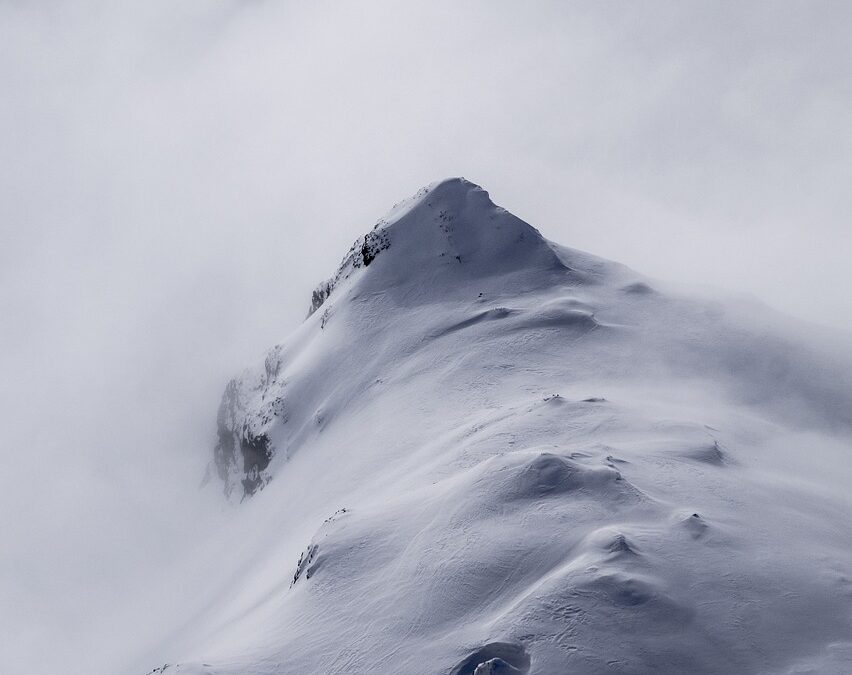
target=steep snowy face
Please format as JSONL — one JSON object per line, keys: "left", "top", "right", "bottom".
{"left": 214, "top": 178, "right": 571, "bottom": 499}
{"left": 187, "top": 179, "right": 852, "bottom": 675}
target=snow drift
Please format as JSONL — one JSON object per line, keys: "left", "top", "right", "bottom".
{"left": 153, "top": 178, "right": 852, "bottom": 674}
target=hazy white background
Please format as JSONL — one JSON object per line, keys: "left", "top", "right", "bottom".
{"left": 1, "top": 2, "right": 850, "bottom": 673}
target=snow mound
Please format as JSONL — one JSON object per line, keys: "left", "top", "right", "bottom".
{"left": 451, "top": 643, "right": 530, "bottom": 675}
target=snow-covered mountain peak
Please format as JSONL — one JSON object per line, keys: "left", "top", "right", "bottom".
{"left": 213, "top": 179, "right": 852, "bottom": 505}
{"left": 180, "top": 180, "right": 852, "bottom": 675}
{"left": 307, "top": 177, "right": 563, "bottom": 317}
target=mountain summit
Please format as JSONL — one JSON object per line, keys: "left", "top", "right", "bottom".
{"left": 307, "top": 178, "right": 564, "bottom": 317}
{"left": 213, "top": 178, "right": 621, "bottom": 499}
{"left": 188, "top": 180, "right": 852, "bottom": 675}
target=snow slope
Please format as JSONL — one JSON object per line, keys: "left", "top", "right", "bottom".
{"left": 146, "top": 179, "right": 852, "bottom": 674}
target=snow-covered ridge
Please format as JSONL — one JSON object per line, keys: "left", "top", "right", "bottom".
{"left": 212, "top": 178, "right": 852, "bottom": 503}
{"left": 191, "top": 179, "right": 852, "bottom": 675}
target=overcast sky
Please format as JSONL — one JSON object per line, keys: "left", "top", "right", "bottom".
{"left": 1, "top": 2, "right": 851, "bottom": 673}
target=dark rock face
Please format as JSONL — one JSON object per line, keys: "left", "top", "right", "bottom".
{"left": 307, "top": 228, "right": 391, "bottom": 317}
{"left": 213, "top": 377, "right": 279, "bottom": 499}
{"left": 290, "top": 508, "right": 347, "bottom": 587}
{"left": 360, "top": 229, "right": 390, "bottom": 266}
{"left": 291, "top": 543, "right": 319, "bottom": 587}
{"left": 239, "top": 430, "right": 272, "bottom": 496}
{"left": 309, "top": 280, "right": 333, "bottom": 317}
{"left": 213, "top": 379, "right": 241, "bottom": 487}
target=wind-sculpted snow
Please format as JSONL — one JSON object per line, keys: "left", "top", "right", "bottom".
{"left": 170, "top": 178, "right": 852, "bottom": 674}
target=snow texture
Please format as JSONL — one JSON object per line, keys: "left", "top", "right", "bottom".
{"left": 156, "top": 178, "right": 852, "bottom": 674}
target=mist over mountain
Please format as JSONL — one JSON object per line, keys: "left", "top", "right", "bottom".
{"left": 140, "top": 179, "right": 852, "bottom": 674}
{"left": 3, "top": 6, "right": 851, "bottom": 674}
